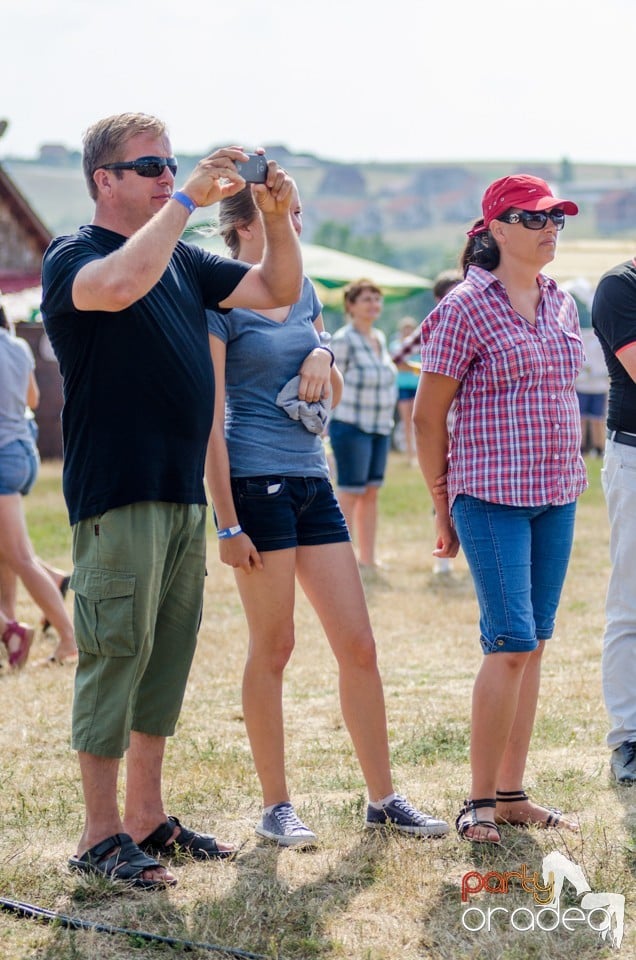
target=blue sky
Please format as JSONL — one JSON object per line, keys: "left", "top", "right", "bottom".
{"left": 2, "top": 0, "right": 636, "bottom": 166}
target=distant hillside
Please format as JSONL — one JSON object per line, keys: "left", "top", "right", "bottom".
{"left": 6, "top": 149, "right": 636, "bottom": 278}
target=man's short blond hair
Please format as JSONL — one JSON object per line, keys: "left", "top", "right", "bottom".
{"left": 82, "top": 113, "right": 168, "bottom": 200}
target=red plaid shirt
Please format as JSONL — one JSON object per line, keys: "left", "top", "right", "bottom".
{"left": 421, "top": 266, "right": 588, "bottom": 508}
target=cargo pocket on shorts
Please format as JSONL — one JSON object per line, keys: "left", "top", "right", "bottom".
{"left": 70, "top": 567, "right": 137, "bottom": 657}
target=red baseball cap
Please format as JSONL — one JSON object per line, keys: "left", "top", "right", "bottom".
{"left": 477, "top": 175, "right": 578, "bottom": 231}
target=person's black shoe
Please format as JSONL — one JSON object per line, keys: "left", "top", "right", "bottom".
{"left": 610, "top": 741, "right": 636, "bottom": 783}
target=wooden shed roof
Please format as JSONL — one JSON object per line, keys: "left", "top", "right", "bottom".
{"left": 0, "top": 162, "right": 52, "bottom": 292}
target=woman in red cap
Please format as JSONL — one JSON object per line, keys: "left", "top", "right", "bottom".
{"left": 413, "top": 175, "right": 587, "bottom": 843}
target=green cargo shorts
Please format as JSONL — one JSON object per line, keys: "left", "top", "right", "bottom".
{"left": 70, "top": 501, "right": 207, "bottom": 757}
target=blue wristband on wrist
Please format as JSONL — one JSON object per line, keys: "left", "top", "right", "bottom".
{"left": 171, "top": 191, "right": 197, "bottom": 215}
{"left": 217, "top": 524, "right": 243, "bottom": 540}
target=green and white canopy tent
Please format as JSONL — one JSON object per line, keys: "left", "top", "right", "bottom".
{"left": 188, "top": 230, "right": 432, "bottom": 306}
{"left": 298, "top": 243, "right": 432, "bottom": 305}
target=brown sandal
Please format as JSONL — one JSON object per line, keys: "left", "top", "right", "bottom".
{"left": 456, "top": 798, "right": 501, "bottom": 844}
{"left": 1, "top": 621, "right": 34, "bottom": 669}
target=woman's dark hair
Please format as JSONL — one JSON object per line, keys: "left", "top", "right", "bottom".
{"left": 460, "top": 219, "right": 501, "bottom": 276}
{"left": 0, "top": 305, "right": 8, "bottom": 329}
{"left": 218, "top": 186, "right": 258, "bottom": 259}
{"left": 432, "top": 269, "right": 462, "bottom": 301}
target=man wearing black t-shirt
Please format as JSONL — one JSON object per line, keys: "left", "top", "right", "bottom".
{"left": 592, "top": 259, "right": 636, "bottom": 784}
{"left": 41, "top": 113, "right": 302, "bottom": 888}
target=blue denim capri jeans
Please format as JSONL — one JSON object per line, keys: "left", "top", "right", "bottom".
{"left": 329, "top": 420, "right": 391, "bottom": 494}
{"left": 451, "top": 495, "right": 577, "bottom": 655}
{"left": 0, "top": 439, "right": 39, "bottom": 496}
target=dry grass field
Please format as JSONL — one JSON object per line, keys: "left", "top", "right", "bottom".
{"left": 0, "top": 454, "right": 633, "bottom": 960}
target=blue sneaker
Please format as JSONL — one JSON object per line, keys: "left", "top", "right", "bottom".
{"left": 255, "top": 802, "right": 317, "bottom": 847}
{"left": 365, "top": 795, "right": 449, "bottom": 837}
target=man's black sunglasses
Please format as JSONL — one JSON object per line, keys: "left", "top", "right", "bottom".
{"left": 99, "top": 156, "right": 178, "bottom": 178}
{"left": 497, "top": 209, "right": 566, "bottom": 231}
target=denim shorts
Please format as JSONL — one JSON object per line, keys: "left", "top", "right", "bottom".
{"left": 398, "top": 387, "right": 417, "bottom": 402}
{"left": 328, "top": 420, "right": 391, "bottom": 493}
{"left": 577, "top": 391, "right": 607, "bottom": 419}
{"left": 230, "top": 475, "right": 350, "bottom": 552}
{"left": 451, "top": 495, "right": 577, "bottom": 655}
{"left": 0, "top": 439, "right": 39, "bottom": 495}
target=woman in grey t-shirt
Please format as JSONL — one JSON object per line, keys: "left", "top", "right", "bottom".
{"left": 205, "top": 183, "right": 448, "bottom": 847}
{"left": 0, "top": 306, "right": 76, "bottom": 665}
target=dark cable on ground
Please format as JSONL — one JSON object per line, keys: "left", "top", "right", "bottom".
{"left": 0, "top": 896, "right": 276, "bottom": 959}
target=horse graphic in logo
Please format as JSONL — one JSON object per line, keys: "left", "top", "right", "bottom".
{"left": 542, "top": 850, "right": 624, "bottom": 949}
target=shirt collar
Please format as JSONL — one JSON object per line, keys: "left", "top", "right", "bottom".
{"left": 466, "top": 264, "right": 558, "bottom": 295}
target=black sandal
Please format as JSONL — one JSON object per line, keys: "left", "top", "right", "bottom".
{"left": 139, "top": 815, "right": 237, "bottom": 861}
{"left": 69, "top": 832, "right": 176, "bottom": 889}
{"left": 495, "top": 789, "right": 564, "bottom": 828}
{"left": 456, "top": 798, "right": 501, "bottom": 844}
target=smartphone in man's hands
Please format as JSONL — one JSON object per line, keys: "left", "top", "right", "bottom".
{"left": 235, "top": 154, "right": 268, "bottom": 183}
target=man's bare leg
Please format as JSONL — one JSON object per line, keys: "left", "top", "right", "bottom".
{"left": 77, "top": 749, "right": 175, "bottom": 884}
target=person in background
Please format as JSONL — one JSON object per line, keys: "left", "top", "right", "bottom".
{"left": 329, "top": 280, "right": 396, "bottom": 568}
{"left": 0, "top": 605, "right": 33, "bottom": 670}
{"left": 0, "top": 304, "right": 76, "bottom": 666}
{"left": 391, "top": 271, "right": 462, "bottom": 574}
{"left": 39, "top": 565, "right": 71, "bottom": 637}
{"left": 390, "top": 316, "right": 420, "bottom": 465}
{"left": 390, "top": 270, "right": 463, "bottom": 369}
{"left": 576, "top": 318, "right": 609, "bottom": 457}
{"left": 0, "top": 555, "right": 72, "bottom": 660}
{"left": 41, "top": 112, "right": 302, "bottom": 889}
{"left": 205, "top": 184, "right": 449, "bottom": 847}
{"left": 413, "top": 175, "right": 586, "bottom": 843}
{"left": 592, "top": 257, "right": 636, "bottom": 783}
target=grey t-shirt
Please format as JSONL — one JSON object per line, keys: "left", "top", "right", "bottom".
{"left": 207, "top": 276, "right": 329, "bottom": 478}
{"left": 0, "top": 328, "right": 35, "bottom": 450}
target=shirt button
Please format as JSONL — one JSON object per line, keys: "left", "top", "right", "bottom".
{"left": 547, "top": 365, "right": 554, "bottom": 371}
{"left": 555, "top": 424, "right": 560, "bottom": 430}
{"left": 551, "top": 394, "right": 556, "bottom": 400}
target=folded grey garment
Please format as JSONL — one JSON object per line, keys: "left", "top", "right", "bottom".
{"left": 275, "top": 375, "right": 332, "bottom": 435}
